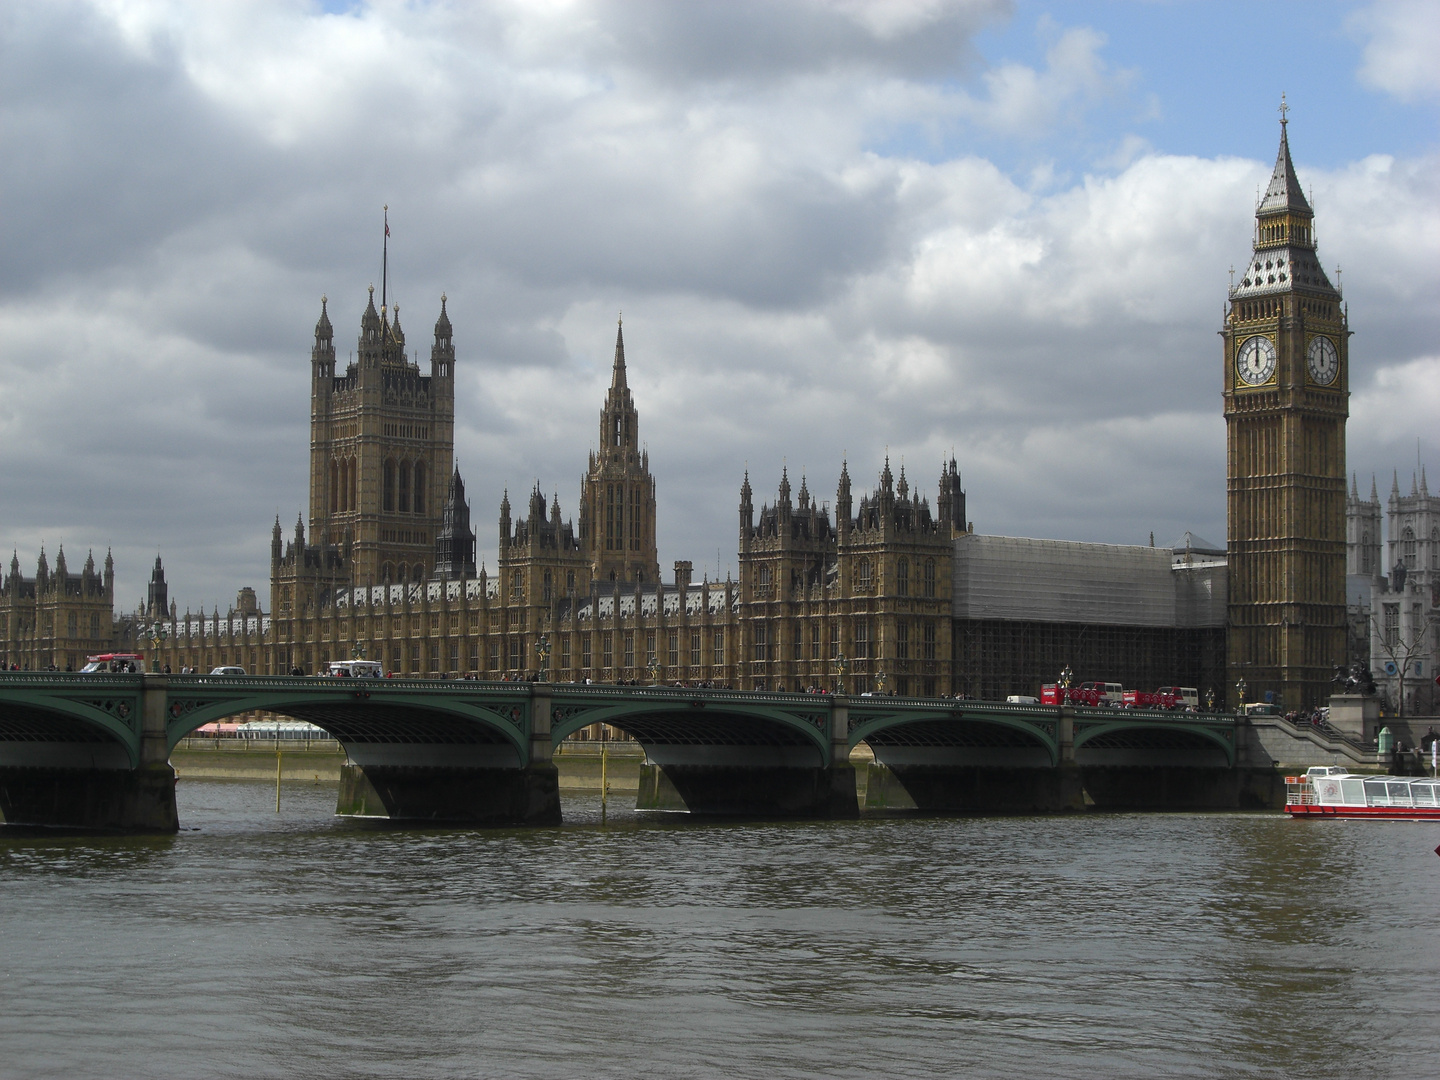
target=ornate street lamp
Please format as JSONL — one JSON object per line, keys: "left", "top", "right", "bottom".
{"left": 1204, "top": 687, "right": 1215, "bottom": 713}
{"left": 149, "top": 621, "right": 168, "bottom": 673}
{"left": 834, "top": 652, "right": 849, "bottom": 695}
{"left": 535, "top": 634, "right": 551, "bottom": 682}
{"left": 646, "top": 655, "right": 659, "bottom": 685}
{"left": 1235, "top": 677, "right": 1247, "bottom": 714}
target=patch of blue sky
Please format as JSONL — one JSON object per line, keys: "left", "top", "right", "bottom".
{"left": 868, "top": 0, "right": 1437, "bottom": 176}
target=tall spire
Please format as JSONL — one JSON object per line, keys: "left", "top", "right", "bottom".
{"left": 1258, "top": 94, "right": 1312, "bottom": 216}
{"left": 381, "top": 204, "right": 390, "bottom": 312}
{"left": 612, "top": 314, "right": 627, "bottom": 391}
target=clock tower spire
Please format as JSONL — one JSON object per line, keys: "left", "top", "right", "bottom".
{"left": 1222, "top": 102, "right": 1349, "bottom": 711}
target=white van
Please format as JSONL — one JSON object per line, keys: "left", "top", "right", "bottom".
{"left": 1006, "top": 694, "right": 1040, "bottom": 705}
{"left": 327, "top": 660, "right": 385, "bottom": 678}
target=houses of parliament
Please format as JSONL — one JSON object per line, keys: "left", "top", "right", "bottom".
{"left": 5, "top": 114, "right": 1415, "bottom": 712}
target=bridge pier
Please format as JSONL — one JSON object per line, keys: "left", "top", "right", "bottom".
{"left": 333, "top": 683, "right": 561, "bottom": 826}
{"left": 0, "top": 674, "right": 177, "bottom": 833}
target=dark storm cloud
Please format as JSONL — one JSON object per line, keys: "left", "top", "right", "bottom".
{"left": 0, "top": 0, "right": 1432, "bottom": 612}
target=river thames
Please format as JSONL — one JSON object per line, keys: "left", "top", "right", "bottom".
{"left": 2, "top": 778, "right": 1438, "bottom": 1079}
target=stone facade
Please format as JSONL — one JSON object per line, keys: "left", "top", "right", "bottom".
{"left": 1222, "top": 113, "right": 1349, "bottom": 710}
{"left": 1347, "top": 470, "right": 1440, "bottom": 715}
{"left": 0, "top": 548, "right": 116, "bottom": 671}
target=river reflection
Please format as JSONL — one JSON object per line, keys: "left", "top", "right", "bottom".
{"left": 2, "top": 779, "right": 1437, "bottom": 1079}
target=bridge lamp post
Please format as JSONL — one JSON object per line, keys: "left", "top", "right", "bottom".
{"left": 535, "top": 634, "right": 551, "bottom": 682}
{"left": 148, "top": 622, "right": 168, "bottom": 673}
{"left": 646, "top": 655, "right": 659, "bottom": 686}
{"left": 1060, "top": 664, "right": 1073, "bottom": 703}
{"left": 351, "top": 642, "right": 366, "bottom": 661}
{"left": 834, "top": 653, "right": 849, "bottom": 696}
{"left": 1235, "top": 677, "right": 1247, "bottom": 716}
{"left": 876, "top": 670, "right": 888, "bottom": 696}
{"left": 1205, "top": 687, "right": 1215, "bottom": 713}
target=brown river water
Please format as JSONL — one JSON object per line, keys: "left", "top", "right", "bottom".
{"left": 2, "top": 778, "right": 1438, "bottom": 1079}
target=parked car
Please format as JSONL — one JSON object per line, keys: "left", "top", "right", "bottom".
{"left": 209, "top": 665, "right": 246, "bottom": 676}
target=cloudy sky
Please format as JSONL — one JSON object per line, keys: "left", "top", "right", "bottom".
{"left": 1, "top": 0, "right": 1437, "bottom": 614}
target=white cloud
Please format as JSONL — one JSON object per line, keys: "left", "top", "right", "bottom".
{"left": 1351, "top": 0, "right": 1440, "bottom": 103}
{"left": 0, "top": 0, "right": 1433, "bottom": 611}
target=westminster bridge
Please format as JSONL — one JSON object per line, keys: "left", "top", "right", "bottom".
{"left": 0, "top": 673, "right": 1277, "bottom": 831}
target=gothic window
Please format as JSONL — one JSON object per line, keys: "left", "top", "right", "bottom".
{"left": 1403, "top": 527, "right": 1416, "bottom": 568}
{"left": 896, "top": 620, "right": 909, "bottom": 660}
{"left": 567, "top": 570, "right": 576, "bottom": 593}
{"left": 381, "top": 563, "right": 393, "bottom": 582}
{"left": 857, "top": 558, "right": 873, "bottom": 591}
{"left": 624, "top": 631, "right": 635, "bottom": 668}
{"left": 923, "top": 620, "right": 936, "bottom": 661}
{"left": 635, "top": 569, "right": 644, "bottom": 584}
{"left": 1384, "top": 604, "right": 1400, "bottom": 647}
{"left": 1362, "top": 530, "right": 1372, "bottom": 572}
{"left": 606, "top": 484, "right": 617, "bottom": 551}
{"left": 414, "top": 462, "right": 426, "bottom": 515}
{"left": 67, "top": 612, "right": 77, "bottom": 638}
{"left": 383, "top": 460, "right": 396, "bottom": 512}
{"left": 923, "top": 559, "right": 936, "bottom": 598}
{"left": 897, "top": 559, "right": 909, "bottom": 597}
{"left": 830, "top": 623, "right": 839, "bottom": 659}
{"left": 753, "top": 624, "right": 768, "bottom": 662}
{"left": 855, "top": 618, "right": 871, "bottom": 659}
{"left": 330, "top": 460, "right": 340, "bottom": 512}
{"left": 398, "top": 462, "right": 412, "bottom": 513}
{"left": 667, "top": 630, "right": 678, "bottom": 667}
{"left": 602, "top": 632, "right": 614, "bottom": 668}
{"left": 690, "top": 629, "right": 701, "bottom": 667}
{"left": 792, "top": 627, "right": 802, "bottom": 661}
{"left": 89, "top": 613, "right": 99, "bottom": 638}
{"left": 713, "top": 627, "right": 725, "bottom": 665}
{"left": 542, "top": 571, "right": 553, "bottom": 603}
{"left": 511, "top": 571, "right": 523, "bottom": 601}
{"left": 348, "top": 458, "right": 357, "bottom": 512}
{"left": 560, "top": 635, "right": 571, "bottom": 670}
{"left": 582, "top": 634, "right": 592, "bottom": 669}
{"left": 614, "top": 415, "right": 622, "bottom": 446}
{"left": 810, "top": 625, "right": 820, "bottom": 660}
{"left": 631, "top": 486, "right": 641, "bottom": 550}
{"left": 756, "top": 565, "right": 772, "bottom": 596}
{"left": 413, "top": 564, "right": 425, "bottom": 582}
{"left": 1432, "top": 528, "right": 1439, "bottom": 569}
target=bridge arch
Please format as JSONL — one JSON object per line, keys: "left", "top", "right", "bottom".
{"left": 0, "top": 676, "right": 145, "bottom": 769}
{"left": 162, "top": 678, "right": 531, "bottom": 766}
{"left": 549, "top": 691, "right": 831, "bottom": 768}
{"left": 1073, "top": 717, "right": 1234, "bottom": 767}
{"left": 849, "top": 705, "right": 1059, "bottom": 767}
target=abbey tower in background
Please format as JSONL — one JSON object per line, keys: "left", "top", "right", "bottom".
{"left": 1222, "top": 107, "right": 1349, "bottom": 710}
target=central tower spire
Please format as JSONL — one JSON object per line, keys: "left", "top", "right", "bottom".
{"left": 583, "top": 316, "right": 658, "bottom": 584}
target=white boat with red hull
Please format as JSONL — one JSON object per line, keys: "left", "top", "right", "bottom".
{"left": 1286, "top": 766, "right": 1440, "bottom": 819}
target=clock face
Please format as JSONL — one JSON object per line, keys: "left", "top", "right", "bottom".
{"left": 1236, "top": 335, "right": 1277, "bottom": 386}
{"left": 1307, "top": 335, "right": 1339, "bottom": 385}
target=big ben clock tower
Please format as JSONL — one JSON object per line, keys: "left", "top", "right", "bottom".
{"left": 1223, "top": 100, "right": 1349, "bottom": 711}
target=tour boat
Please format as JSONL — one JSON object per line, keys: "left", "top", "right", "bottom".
{"left": 1285, "top": 767, "right": 1440, "bottom": 819}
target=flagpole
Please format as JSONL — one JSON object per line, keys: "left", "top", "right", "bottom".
{"left": 382, "top": 205, "right": 389, "bottom": 312}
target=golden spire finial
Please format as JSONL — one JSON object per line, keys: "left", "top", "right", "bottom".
{"left": 1278, "top": 92, "right": 1289, "bottom": 126}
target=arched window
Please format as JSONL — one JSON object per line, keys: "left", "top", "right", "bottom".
{"left": 381, "top": 563, "right": 393, "bottom": 582}
{"left": 1403, "top": 527, "right": 1416, "bottom": 567}
{"left": 330, "top": 460, "right": 340, "bottom": 513}
{"left": 756, "top": 565, "right": 772, "bottom": 595}
{"left": 543, "top": 570, "right": 553, "bottom": 603}
{"left": 413, "top": 461, "right": 426, "bottom": 515}
{"left": 511, "top": 570, "right": 523, "bottom": 601}
{"left": 383, "top": 461, "right": 396, "bottom": 513}
{"left": 398, "top": 462, "right": 412, "bottom": 514}
{"left": 347, "top": 458, "right": 357, "bottom": 513}
{"left": 566, "top": 570, "right": 575, "bottom": 593}
{"left": 923, "top": 559, "right": 936, "bottom": 598}
{"left": 896, "top": 558, "right": 909, "bottom": 596}
{"left": 1432, "top": 528, "right": 1439, "bottom": 569}
{"left": 857, "top": 558, "right": 872, "bottom": 590}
